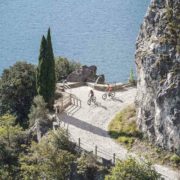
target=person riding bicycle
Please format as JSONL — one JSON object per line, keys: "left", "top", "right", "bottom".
{"left": 106, "top": 84, "right": 112, "bottom": 96}
{"left": 89, "top": 89, "right": 94, "bottom": 100}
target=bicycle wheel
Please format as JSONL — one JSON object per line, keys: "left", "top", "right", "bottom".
{"left": 110, "top": 92, "right": 115, "bottom": 98}
{"left": 87, "top": 99, "right": 91, "bottom": 105}
{"left": 93, "top": 97, "right": 96, "bottom": 103}
{"left": 102, "top": 94, "right": 107, "bottom": 100}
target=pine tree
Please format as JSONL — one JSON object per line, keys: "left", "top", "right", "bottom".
{"left": 46, "top": 28, "right": 55, "bottom": 108}
{"left": 36, "top": 35, "right": 48, "bottom": 102}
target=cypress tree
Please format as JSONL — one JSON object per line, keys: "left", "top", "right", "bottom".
{"left": 37, "top": 29, "right": 55, "bottom": 109}
{"left": 46, "top": 28, "right": 55, "bottom": 109}
{"left": 36, "top": 35, "right": 48, "bottom": 102}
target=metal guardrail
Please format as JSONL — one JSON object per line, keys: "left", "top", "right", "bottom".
{"left": 54, "top": 92, "right": 82, "bottom": 114}
{"left": 70, "top": 136, "right": 117, "bottom": 166}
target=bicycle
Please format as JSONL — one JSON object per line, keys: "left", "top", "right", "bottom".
{"left": 87, "top": 96, "right": 96, "bottom": 105}
{"left": 102, "top": 91, "right": 115, "bottom": 100}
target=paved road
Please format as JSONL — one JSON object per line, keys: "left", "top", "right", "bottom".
{"left": 57, "top": 86, "right": 179, "bottom": 180}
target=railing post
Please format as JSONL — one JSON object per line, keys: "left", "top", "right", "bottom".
{"left": 70, "top": 94, "right": 72, "bottom": 104}
{"left": 95, "top": 146, "right": 97, "bottom": 158}
{"left": 75, "top": 99, "right": 77, "bottom": 106}
{"left": 113, "top": 153, "right": 116, "bottom": 164}
{"left": 78, "top": 138, "right": 81, "bottom": 148}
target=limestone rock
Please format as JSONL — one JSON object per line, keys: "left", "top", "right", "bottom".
{"left": 135, "top": 0, "right": 180, "bottom": 154}
{"left": 67, "top": 65, "right": 105, "bottom": 83}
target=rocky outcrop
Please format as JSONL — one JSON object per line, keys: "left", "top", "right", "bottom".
{"left": 135, "top": 0, "right": 180, "bottom": 153}
{"left": 67, "top": 65, "right": 105, "bottom": 83}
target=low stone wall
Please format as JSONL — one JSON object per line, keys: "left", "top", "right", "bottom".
{"left": 57, "top": 82, "right": 136, "bottom": 92}
{"left": 86, "top": 82, "right": 135, "bottom": 91}
{"left": 57, "top": 82, "right": 85, "bottom": 89}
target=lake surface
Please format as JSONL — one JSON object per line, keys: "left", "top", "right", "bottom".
{"left": 0, "top": 0, "right": 150, "bottom": 82}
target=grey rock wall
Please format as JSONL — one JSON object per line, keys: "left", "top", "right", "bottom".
{"left": 135, "top": 0, "right": 180, "bottom": 153}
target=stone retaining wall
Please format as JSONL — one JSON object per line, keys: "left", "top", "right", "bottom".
{"left": 86, "top": 82, "right": 135, "bottom": 91}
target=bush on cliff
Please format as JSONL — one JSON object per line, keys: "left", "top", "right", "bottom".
{"left": 55, "top": 56, "right": 81, "bottom": 82}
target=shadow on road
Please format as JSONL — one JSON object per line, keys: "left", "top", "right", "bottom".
{"left": 94, "top": 102, "right": 108, "bottom": 110}
{"left": 112, "top": 97, "right": 123, "bottom": 102}
{"left": 57, "top": 113, "right": 108, "bottom": 137}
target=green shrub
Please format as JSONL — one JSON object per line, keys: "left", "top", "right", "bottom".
{"left": 77, "top": 154, "right": 98, "bottom": 179}
{"left": 105, "top": 157, "right": 161, "bottom": 180}
{"left": 55, "top": 57, "right": 81, "bottom": 82}
{"left": 170, "top": 154, "right": 180, "bottom": 165}
{"left": 129, "top": 68, "right": 136, "bottom": 85}
{"left": 117, "top": 136, "right": 135, "bottom": 145}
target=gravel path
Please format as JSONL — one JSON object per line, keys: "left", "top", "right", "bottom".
{"left": 57, "top": 86, "right": 180, "bottom": 180}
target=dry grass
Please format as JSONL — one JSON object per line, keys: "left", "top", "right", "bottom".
{"left": 108, "top": 105, "right": 142, "bottom": 147}
{"left": 108, "top": 105, "right": 180, "bottom": 169}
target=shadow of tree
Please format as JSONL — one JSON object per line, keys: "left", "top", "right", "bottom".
{"left": 57, "top": 113, "right": 108, "bottom": 137}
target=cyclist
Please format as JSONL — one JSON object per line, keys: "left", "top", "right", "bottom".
{"left": 89, "top": 89, "right": 94, "bottom": 100}
{"left": 106, "top": 84, "right": 112, "bottom": 96}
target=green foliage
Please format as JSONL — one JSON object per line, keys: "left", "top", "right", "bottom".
{"left": 164, "top": 5, "right": 179, "bottom": 47}
{"left": 0, "top": 114, "right": 23, "bottom": 147}
{"left": 166, "top": 7, "right": 173, "bottom": 21}
{"left": 129, "top": 68, "right": 136, "bottom": 85}
{"left": 108, "top": 105, "right": 142, "bottom": 147}
{"left": 36, "top": 36, "right": 48, "bottom": 103}
{"left": 28, "top": 95, "right": 49, "bottom": 127}
{"left": 77, "top": 154, "right": 98, "bottom": 179}
{"left": 36, "top": 28, "right": 56, "bottom": 109}
{"left": 0, "top": 61, "right": 36, "bottom": 128}
{"left": 55, "top": 56, "right": 81, "bottom": 82}
{"left": 0, "top": 114, "right": 25, "bottom": 179}
{"left": 46, "top": 28, "right": 56, "bottom": 108}
{"left": 105, "top": 157, "right": 161, "bottom": 180}
{"left": 170, "top": 154, "right": 180, "bottom": 165}
{"left": 176, "top": 45, "right": 180, "bottom": 54}
{"left": 77, "top": 153, "right": 107, "bottom": 180}
{"left": 48, "top": 128, "right": 76, "bottom": 153}
{"left": 117, "top": 136, "right": 135, "bottom": 145}
{"left": 20, "top": 128, "right": 75, "bottom": 179}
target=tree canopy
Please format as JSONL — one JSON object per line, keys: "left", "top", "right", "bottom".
{"left": 0, "top": 61, "right": 36, "bottom": 128}
{"left": 20, "top": 129, "right": 75, "bottom": 179}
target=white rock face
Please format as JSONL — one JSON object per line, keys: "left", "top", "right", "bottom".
{"left": 135, "top": 0, "right": 180, "bottom": 153}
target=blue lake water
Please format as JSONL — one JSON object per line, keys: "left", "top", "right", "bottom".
{"left": 0, "top": 0, "right": 150, "bottom": 82}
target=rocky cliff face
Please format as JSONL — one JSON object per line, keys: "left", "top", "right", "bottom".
{"left": 135, "top": 0, "right": 180, "bottom": 153}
